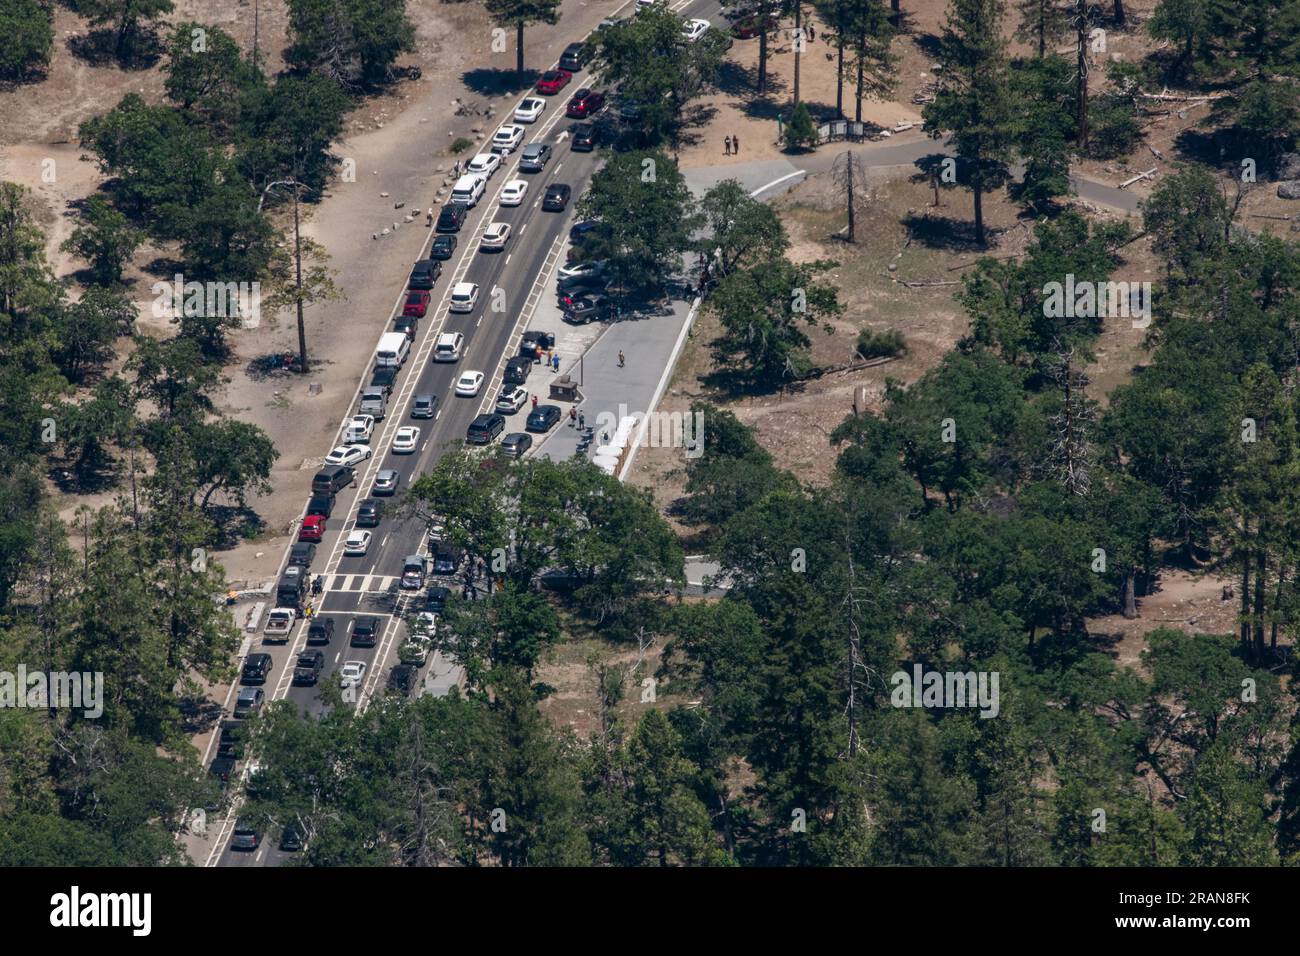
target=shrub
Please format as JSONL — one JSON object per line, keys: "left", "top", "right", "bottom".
{"left": 856, "top": 328, "right": 907, "bottom": 359}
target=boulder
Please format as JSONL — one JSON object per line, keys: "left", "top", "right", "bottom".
{"left": 1277, "top": 152, "right": 1300, "bottom": 180}
{"left": 1277, "top": 180, "right": 1300, "bottom": 200}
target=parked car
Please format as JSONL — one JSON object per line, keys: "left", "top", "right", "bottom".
{"left": 681, "top": 17, "right": 710, "bottom": 42}
{"left": 526, "top": 404, "right": 563, "bottom": 433}
{"left": 503, "top": 356, "right": 532, "bottom": 385}
{"left": 392, "top": 425, "right": 421, "bottom": 453}
{"left": 559, "top": 41, "right": 588, "bottom": 72}
{"left": 535, "top": 69, "right": 572, "bottom": 94}
{"left": 264, "top": 607, "right": 296, "bottom": 639}
{"left": 500, "top": 179, "right": 528, "bottom": 206}
{"left": 344, "top": 414, "right": 375, "bottom": 444}
{"left": 370, "top": 366, "right": 398, "bottom": 394}
{"left": 393, "top": 315, "right": 418, "bottom": 340}
{"left": 515, "top": 96, "right": 546, "bottom": 123}
{"left": 325, "top": 444, "right": 371, "bottom": 467}
{"left": 558, "top": 259, "right": 608, "bottom": 283}
{"left": 571, "top": 123, "right": 598, "bottom": 151}
{"left": 491, "top": 124, "right": 525, "bottom": 153}
{"left": 466, "top": 413, "right": 506, "bottom": 445}
{"left": 299, "top": 514, "right": 326, "bottom": 542}
{"left": 565, "top": 88, "right": 606, "bottom": 118}
{"left": 455, "top": 371, "right": 485, "bottom": 397}
{"left": 731, "top": 13, "right": 777, "bottom": 38}
{"left": 431, "top": 234, "right": 457, "bottom": 259}
{"left": 287, "top": 542, "right": 317, "bottom": 569}
{"left": 403, "top": 290, "right": 431, "bottom": 317}
{"left": 401, "top": 554, "right": 427, "bottom": 590}
{"left": 562, "top": 292, "right": 615, "bottom": 324}
{"left": 292, "top": 650, "right": 325, "bottom": 685}
{"left": 408, "top": 258, "right": 441, "bottom": 290}
{"left": 480, "top": 222, "right": 511, "bottom": 251}
{"left": 436, "top": 203, "right": 468, "bottom": 233}
{"left": 543, "top": 183, "right": 571, "bottom": 210}
{"left": 496, "top": 385, "right": 529, "bottom": 414}
{"left": 241, "top": 654, "right": 272, "bottom": 686}
{"left": 467, "top": 152, "right": 502, "bottom": 178}
{"left": 306, "top": 617, "right": 335, "bottom": 645}
{"left": 350, "top": 617, "right": 380, "bottom": 648}
{"left": 519, "top": 142, "right": 552, "bottom": 172}
{"left": 306, "top": 493, "right": 334, "bottom": 518}
{"left": 433, "top": 545, "right": 460, "bottom": 574}
{"left": 356, "top": 499, "right": 383, "bottom": 528}
{"left": 359, "top": 385, "right": 388, "bottom": 419}
{"left": 234, "top": 687, "right": 264, "bottom": 718}
{"left": 426, "top": 586, "right": 451, "bottom": 613}
{"left": 373, "top": 469, "right": 401, "bottom": 496}
{"left": 388, "top": 664, "right": 419, "bottom": 697}
{"left": 217, "top": 720, "right": 244, "bottom": 759}
{"left": 520, "top": 330, "right": 556, "bottom": 355}
{"left": 501, "top": 432, "right": 533, "bottom": 458}
{"left": 411, "top": 393, "right": 437, "bottom": 419}
{"left": 280, "top": 823, "right": 305, "bottom": 852}
{"left": 400, "top": 635, "right": 431, "bottom": 666}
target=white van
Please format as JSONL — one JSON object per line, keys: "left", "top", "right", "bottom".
{"left": 433, "top": 332, "right": 464, "bottom": 363}
{"left": 450, "top": 173, "right": 486, "bottom": 207}
{"left": 375, "top": 331, "right": 411, "bottom": 368}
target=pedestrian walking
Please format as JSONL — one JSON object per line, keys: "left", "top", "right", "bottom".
{"left": 426, "top": 208, "right": 434, "bottom": 227}
{"left": 724, "top": 135, "right": 732, "bottom": 156}
{"left": 569, "top": 406, "right": 578, "bottom": 426}
{"left": 733, "top": 134, "right": 740, "bottom": 155}
{"left": 532, "top": 395, "right": 539, "bottom": 410}
{"left": 618, "top": 349, "right": 625, "bottom": 368}
{"left": 578, "top": 410, "right": 586, "bottom": 430}
{"left": 551, "top": 354, "right": 560, "bottom": 372}
{"left": 808, "top": 23, "right": 815, "bottom": 41}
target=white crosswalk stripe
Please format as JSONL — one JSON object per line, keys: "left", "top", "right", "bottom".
{"left": 325, "top": 574, "right": 398, "bottom": 593}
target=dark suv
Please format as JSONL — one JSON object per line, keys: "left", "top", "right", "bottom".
{"left": 436, "top": 203, "right": 468, "bottom": 233}
{"left": 306, "top": 617, "right": 335, "bottom": 645}
{"left": 503, "top": 356, "right": 532, "bottom": 385}
{"left": 388, "top": 664, "right": 419, "bottom": 697}
{"left": 571, "top": 123, "right": 597, "bottom": 152}
{"left": 466, "top": 413, "right": 506, "bottom": 445}
{"left": 241, "top": 653, "right": 272, "bottom": 685}
{"left": 408, "top": 258, "right": 441, "bottom": 290}
{"left": 543, "top": 183, "right": 571, "bottom": 211}
{"left": 292, "top": 650, "right": 325, "bottom": 685}
{"left": 559, "top": 41, "right": 588, "bottom": 72}
{"left": 356, "top": 499, "right": 383, "bottom": 528}
{"left": 288, "top": 542, "right": 317, "bottom": 569}
{"left": 351, "top": 616, "right": 380, "bottom": 648}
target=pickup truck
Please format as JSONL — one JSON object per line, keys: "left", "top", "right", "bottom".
{"left": 264, "top": 607, "right": 297, "bottom": 640}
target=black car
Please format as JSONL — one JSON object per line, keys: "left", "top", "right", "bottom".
{"left": 306, "top": 616, "right": 335, "bottom": 645}
{"left": 370, "top": 366, "right": 398, "bottom": 395}
{"left": 394, "top": 315, "right": 419, "bottom": 339}
{"left": 231, "top": 820, "right": 262, "bottom": 851}
{"left": 356, "top": 499, "right": 383, "bottom": 527}
{"left": 217, "top": 720, "right": 245, "bottom": 759}
{"left": 503, "top": 356, "right": 532, "bottom": 385}
{"left": 351, "top": 616, "right": 380, "bottom": 647}
{"left": 292, "top": 650, "right": 325, "bottom": 685}
{"left": 436, "top": 203, "right": 468, "bottom": 233}
{"left": 210, "top": 755, "right": 236, "bottom": 783}
{"left": 501, "top": 432, "right": 533, "bottom": 458}
{"left": 466, "top": 413, "right": 506, "bottom": 445}
{"left": 559, "top": 41, "right": 588, "bottom": 72}
{"left": 433, "top": 546, "right": 460, "bottom": 575}
{"left": 411, "top": 393, "right": 437, "bottom": 419}
{"left": 280, "top": 822, "right": 305, "bottom": 852}
{"left": 425, "top": 586, "right": 450, "bottom": 614}
{"left": 571, "top": 123, "right": 597, "bottom": 151}
{"left": 526, "top": 405, "right": 563, "bottom": 433}
{"left": 306, "top": 493, "right": 335, "bottom": 519}
{"left": 408, "top": 258, "right": 441, "bottom": 290}
{"left": 431, "top": 234, "right": 457, "bottom": 259}
{"left": 287, "top": 542, "right": 317, "bottom": 569}
{"left": 561, "top": 292, "right": 615, "bottom": 324}
{"left": 520, "top": 330, "right": 556, "bottom": 357}
{"left": 542, "top": 183, "right": 571, "bottom": 211}
{"left": 241, "top": 653, "right": 272, "bottom": 685}
{"left": 388, "top": 664, "right": 418, "bottom": 697}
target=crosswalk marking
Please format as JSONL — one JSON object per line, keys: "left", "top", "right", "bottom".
{"left": 324, "top": 574, "right": 397, "bottom": 593}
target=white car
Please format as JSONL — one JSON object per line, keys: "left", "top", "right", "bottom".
{"left": 264, "top": 607, "right": 296, "bottom": 637}
{"left": 514, "top": 97, "right": 546, "bottom": 123}
{"left": 635, "top": 0, "right": 663, "bottom": 9}
{"left": 468, "top": 152, "right": 502, "bottom": 178}
{"left": 496, "top": 385, "right": 529, "bottom": 414}
{"left": 325, "top": 444, "right": 371, "bottom": 467}
{"left": 413, "top": 612, "right": 437, "bottom": 637}
{"left": 344, "top": 530, "right": 372, "bottom": 556}
{"left": 480, "top": 222, "right": 511, "bottom": 251}
{"left": 681, "top": 18, "right": 710, "bottom": 42}
{"left": 392, "top": 425, "right": 421, "bottom": 453}
{"left": 455, "top": 371, "right": 485, "bottom": 397}
{"left": 557, "top": 259, "right": 607, "bottom": 281}
{"left": 339, "top": 660, "right": 368, "bottom": 687}
{"left": 491, "top": 125, "right": 525, "bottom": 154}
{"left": 427, "top": 519, "right": 446, "bottom": 544}
{"left": 343, "top": 414, "right": 374, "bottom": 444}
{"left": 449, "top": 282, "right": 479, "bottom": 313}
{"left": 500, "top": 179, "right": 528, "bottom": 207}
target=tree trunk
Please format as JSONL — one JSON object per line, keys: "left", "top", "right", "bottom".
{"left": 836, "top": 36, "right": 845, "bottom": 118}
{"left": 855, "top": 44, "right": 864, "bottom": 122}
{"left": 1239, "top": 544, "right": 1251, "bottom": 649}
{"left": 973, "top": 181, "right": 985, "bottom": 245}
{"left": 516, "top": 22, "right": 525, "bottom": 76}
{"left": 758, "top": 14, "right": 768, "bottom": 92}
{"left": 1253, "top": 547, "right": 1266, "bottom": 657}
{"left": 1076, "top": 5, "right": 1089, "bottom": 149}
{"left": 793, "top": 2, "right": 802, "bottom": 106}
{"left": 1122, "top": 571, "right": 1137, "bottom": 619}
{"left": 1113, "top": 0, "right": 1125, "bottom": 24}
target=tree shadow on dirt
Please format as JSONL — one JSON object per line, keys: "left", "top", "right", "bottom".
{"left": 206, "top": 504, "right": 268, "bottom": 550}
{"left": 901, "top": 211, "right": 989, "bottom": 251}
{"left": 68, "top": 29, "right": 164, "bottom": 70}
{"left": 460, "top": 67, "right": 541, "bottom": 97}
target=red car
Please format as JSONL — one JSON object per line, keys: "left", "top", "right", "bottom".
{"left": 403, "top": 290, "right": 431, "bottom": 317}
{"left": 535, "top": 69, "right": 572, "bottom": 95}
{"left": 731, "top": 14, "right": 778, "bottom": 39}
{"left": 299, "top": 514, "right": 326, "bottom": 542}
{"left": 565, "top": 88, "right": 606, "bottom": 119}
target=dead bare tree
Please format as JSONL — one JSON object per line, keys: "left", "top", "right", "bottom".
{"left": 1046, "top": 345, "right": 1094, "bottom": 495}
{"left": 830, "top": 149, "right": 871, "bottom": 242}
{"left": 1070, "top": 0, "right": 1094, "bottom": 150}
